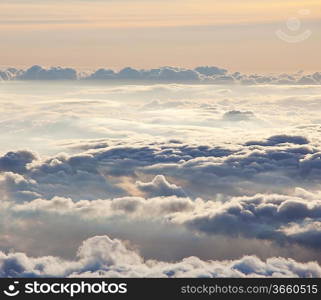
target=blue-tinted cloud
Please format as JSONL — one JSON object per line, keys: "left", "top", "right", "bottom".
{"left": 2, "top": 65, "right": 321, "bottom": 84}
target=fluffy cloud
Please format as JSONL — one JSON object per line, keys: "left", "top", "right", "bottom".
{"left": 245, "top": 135, "right": 309, "bottom": 146}
{"left": 0, "top": 69, "right": 18, "bottom": 81}
{"left": 86, "top": 68, "right": 116, "bottom": 80}
{"left": 222, "top": 110, "right": 256, "bottom": 122}
{"left": 1, "top": 134, "right": 320, "bottom": 202}
{"left": 1, "top": 235, "right": 320, "bottom": 278}
{"left": 87, "top": 67, "right": 202, "bottom": 82}
{"left": 0, "top": 151, "right": 38, "bottom": 174}
{"left": 138, "top": 135, "right": 321, "bottom": 198}
{"left": 16, "top": 65, "right": 77, "bottom": 80}
{"left": 136, "top": 175, "right": 187, "bottom": 198}
{"left": 10, "top": 194, "right": 194, "bottom": 220}
{"left": 194, "top": 66, "right": 227, "bottom": 76}
{"left": 3, "top": 184, "right": 321, "bottom": 250}
{"left": 84, "top": 67, "right": 321, "bottom": 84}
{"left": 6, "top": 143, "right": 232, "bottom": 200}
{"left": 171, "top": 191, "right": 321, "bottom": 248}
{"left": 1, "top": 65, "right": 321, "bottom": 84}
{"left": 0, "top": 172, "right": 39, "bottom": 202}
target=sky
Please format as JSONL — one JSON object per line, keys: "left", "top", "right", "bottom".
{"left": 1, "top": 0, "right": 320, "bottom": 72}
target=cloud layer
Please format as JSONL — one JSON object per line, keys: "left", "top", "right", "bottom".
{"left": 1, "top": 235, "right": 320, "bottom": 278}
{"left": 1, "top": 65, "right": 321, "bottom": 85}
{"left": 2, "top": 134, "right": 321, "bottom": 252}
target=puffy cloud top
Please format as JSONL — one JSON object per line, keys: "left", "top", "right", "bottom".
{"left": 0, "top": 150, "right": 37, "bottom": 174}
{"left": 194, "top": 66, "right": 227, "bottom": 76}
{"left": 245, "top": 135, "right": 310, "bottom": 146}
{"left": 16, "top": 65, "right": 77, "bottom": 80}
{"left": 1, "top": 235, "right": 320, "bottom": 278}
{"left": 136, "top": 175, "right": 187, "bottom": 198}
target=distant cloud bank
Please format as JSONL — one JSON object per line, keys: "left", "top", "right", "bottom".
{"left": 1, "top": 65, "right": 321, "bottom": 85}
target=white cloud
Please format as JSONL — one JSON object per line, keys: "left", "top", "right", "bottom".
{"left": 136, "top": 175, "right": 187, "bottom": 198}
{"left": 2, "top": 184, "right": 321, "bottom": 250}
{"left": 1, "top": 235, "right": 320, "bottom": 278}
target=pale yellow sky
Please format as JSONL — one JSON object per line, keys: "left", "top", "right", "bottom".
{"left": 1, "top": 0, "right": 320, "bottom": 72}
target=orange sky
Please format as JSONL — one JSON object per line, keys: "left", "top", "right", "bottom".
{"left": 1, "top": 0, "right": 320, "bottom": 72}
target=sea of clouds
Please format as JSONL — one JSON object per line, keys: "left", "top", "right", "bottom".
{"left": 1, "top": 77, "right": 321, "bottom": 277}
